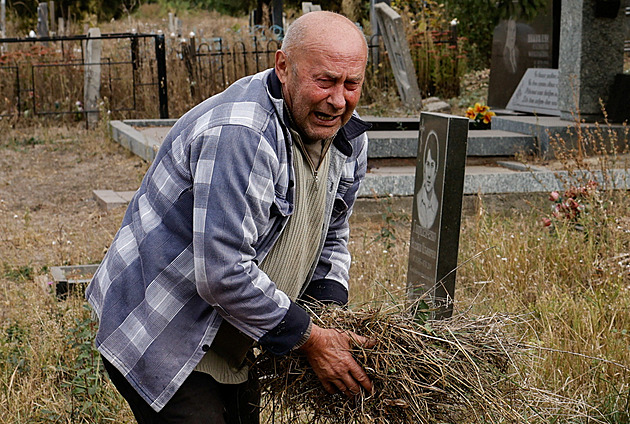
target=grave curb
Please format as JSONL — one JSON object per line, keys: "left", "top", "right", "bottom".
{"left": 108, "top": 120, "right": 630, "bottom": 198}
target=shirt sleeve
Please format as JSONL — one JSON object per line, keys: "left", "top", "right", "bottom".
{"left": 307, "top": 132, "right": 369, "bottom": 305}
{"left": 189, "top": 123, "right": 310, "bottom": 355}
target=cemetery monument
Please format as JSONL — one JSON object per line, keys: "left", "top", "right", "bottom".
{"left": 407, "top": 112, "right": 468, "bottom": 319}
{"left": 374, "top": 2, "right": 422, "bottom": 108}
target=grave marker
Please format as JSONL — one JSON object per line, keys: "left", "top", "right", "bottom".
{"left": 558, "top": 0, "right": 625, "bottom": 122}
{"left": 270, "top": 0, "right": 283, "bottom": 30}
{"left": 48, "top": 1, "right": 55, "bottom": 33}
{"left": 1, "top": 0, "right": 7, "bottom": 39}
{"left": 301, "top": 2, "right": 321, "bottom": 13}
{"left": 84, "top": 28, "right": 102, "bottom": 128}
{"left": 506, "top": 68, "right": 560, "bottom": 116}
{"left": 370, "top": 0, "right": 390, "bottom": 37}
{"left": 176, "top": 18, "right": 182, "bottom": 37}
{"left": 407, "top": 112, "right": 468, "bottom": 319}
{"left": 488, "top": 0, "right": 558, "bottom": 109}
{"left": 37, "top": 2, "right": 49, "bottom": 38}
{"left": 374, "top": 2, "right": 421, "bottom": 108}
{"left": 168, "top": 13, "right": 175, "bottom": 35}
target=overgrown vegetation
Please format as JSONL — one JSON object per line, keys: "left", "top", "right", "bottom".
{"left": 1, "top": 1, "right": 474, "bottom": 120}
{"left": 1, "top": 3, "right": 629, "bottom": 423}
{"left": 1, "top": 107, "right": 630, "bottom": 424}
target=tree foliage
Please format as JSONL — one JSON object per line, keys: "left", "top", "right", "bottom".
{"left": 6, "top": 0, "right": 139, "bottom": 32}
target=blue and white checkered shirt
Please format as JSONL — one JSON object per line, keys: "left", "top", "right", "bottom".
{"left": 86, "top": 68, "right": 369, "bottom": 411}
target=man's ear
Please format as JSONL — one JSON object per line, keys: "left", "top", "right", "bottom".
{"left": 275, "top": 50, "right": 289, "bottom": 83}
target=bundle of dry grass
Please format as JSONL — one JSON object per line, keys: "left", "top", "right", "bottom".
{"left": 253, "top": 306, "right": 537, "bottom": 424}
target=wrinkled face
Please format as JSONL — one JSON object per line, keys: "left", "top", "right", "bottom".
{"left": 275, "top": 38, "right": 367, "bottom": 144}
{"left": 423, "top": 148, "right": 437, "bottom": 193}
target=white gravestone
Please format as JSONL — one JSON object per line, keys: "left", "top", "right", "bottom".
{"left": 84, "top": 28, "right": 102, "bottom": 127}
{"left": 37, "top": 3, "right": 49, "bottom": 38}
{"left": 1, "top": 0, "right": 6, "bottom": 39}
{"left": 507, "top": 68, "right": 560, "bottom": 116}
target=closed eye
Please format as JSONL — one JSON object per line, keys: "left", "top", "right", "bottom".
{"left": 317, "top": 78, "right": 335, "bottom": 88}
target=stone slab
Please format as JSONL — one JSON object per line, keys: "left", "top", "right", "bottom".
{"left": 367, "top": 129, "right": 536, "bottom": 157}
{"left": 360, "top": 165, "right": 630, "bottom": 196}
{"left": 108, "top": 119, "right": 630, "bottom": 198}
{"left": 374, "top": 3, "right": 422, "bottom": 107}
{"left": 118, "top": 191, "right": 137, "bottom": 202}
{"left": 467, "top": 130, "right": 536, "bottom": 156}
{"left": 115, "top": 119, "right": 536, "bottom": 158}
{"left": 506, "top": 68, "right": 560, "bottom": 116}
{"left": 366, "top": 130, "right": 418, "bottom": 157}
{"left": 491, "top": 115, "right": 629, "bottom": 157}
{"left": 51, "top": 264, "right": 99, "bottom": 298}
{"left": 93, "top": 189, "right": 136, "bottom": 211}
{"left": 110, "top": 120, "right": 161, "bottom": 162}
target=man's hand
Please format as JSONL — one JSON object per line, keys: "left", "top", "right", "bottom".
{"left": 297, "top": 324, "right": 374, "bottom": 397}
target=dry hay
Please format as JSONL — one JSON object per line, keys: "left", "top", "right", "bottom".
{"left": 252, "top": 306, "right": 589, "bottom": 424}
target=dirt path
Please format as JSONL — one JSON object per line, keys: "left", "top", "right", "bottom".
{"left": 0, "top": 124, "right": 150, "bottom": 270}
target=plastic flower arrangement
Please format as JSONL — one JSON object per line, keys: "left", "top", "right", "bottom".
{"left": 466, "top": 103, "right": 495, "bottom": 127}
{"left": 542, "top": 180, "right": 599, "bottom": 229}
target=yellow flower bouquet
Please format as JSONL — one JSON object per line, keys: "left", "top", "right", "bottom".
{"left": 465, "top": 103, "right": 495, "bottom": 129}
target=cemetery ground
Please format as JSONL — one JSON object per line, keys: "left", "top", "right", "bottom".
{"left": 1, "top": 120, "right": 629, "bottom": 422}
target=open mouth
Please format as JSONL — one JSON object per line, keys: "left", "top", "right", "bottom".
{"left": 314, "top": 112, "right": 338, "bottom": 122}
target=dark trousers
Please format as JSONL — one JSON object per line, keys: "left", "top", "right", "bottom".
{"left": 102, "top": 356, "right": 260, "bottom": 424}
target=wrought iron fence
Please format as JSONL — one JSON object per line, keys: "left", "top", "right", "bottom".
{"left": 0, "top": 32, "right": 168, "bottom": 119}
{"left": 177, "top": 31, "right": 401, "bottom": 109}
{"left": 179, "top": 34, "right": 281, "bottom": 105}
{"left": 0, "top": 25, "right": 464, "bottom": 121}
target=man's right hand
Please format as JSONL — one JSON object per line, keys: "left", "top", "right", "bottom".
{"left": 297, "top": 323, "right": 374, "bottom": 397}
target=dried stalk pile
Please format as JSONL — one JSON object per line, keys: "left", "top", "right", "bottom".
{"left": 253, "top": 306, "right": 528, "bottom": 424}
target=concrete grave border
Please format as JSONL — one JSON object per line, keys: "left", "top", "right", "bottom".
{"left": 108, "top": 119, "right": 630, "bottom": 198}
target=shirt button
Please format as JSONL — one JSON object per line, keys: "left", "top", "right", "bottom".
{"left": 202, "top": 344, "right": 210, "bottom": 352}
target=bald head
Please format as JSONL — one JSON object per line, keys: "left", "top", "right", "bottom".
{"left": 274, "top": 11, "right": 368, "bottom": 144}
{"left": 281, "top": 11, "right": 367, "bottom": 60}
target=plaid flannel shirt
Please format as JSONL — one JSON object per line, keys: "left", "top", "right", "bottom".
{"left": 86, "top": 68, "right": 369, "bottom": 411}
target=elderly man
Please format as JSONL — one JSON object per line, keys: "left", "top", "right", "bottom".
{"left": 86, "top": 10, "right": 372, "bottom": 424}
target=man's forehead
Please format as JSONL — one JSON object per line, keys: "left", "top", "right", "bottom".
{"left": 297, "top": 42, "right": 366, "bottom": 67}
{"left": 318, "top": 68, "right": 365, "bottom": 80}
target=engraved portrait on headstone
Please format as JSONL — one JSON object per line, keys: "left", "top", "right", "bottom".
{"left": 488, "top": 0, "right": 557, "bottom": 109}
{"left": 416, "top": 131, "right": 440, "bottom": 229}
{"left": 503, "top": 19, "right": 519, "bottom": 74}
{"left": 407, "top": 112, "right": 468, "bottom": 319}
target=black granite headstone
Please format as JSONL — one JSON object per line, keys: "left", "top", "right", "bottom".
{"left": 488, "top": 0, "right": 560, "bottom": 109}
{"left": 607, "top": 73, "right": 630, "bottom": 123}
{"left": 407, "top": 112, "right": 468, "bottom": 319}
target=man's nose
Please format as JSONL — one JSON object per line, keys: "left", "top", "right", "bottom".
{"left": 327, "top": 85, "right": 346, "bottom": 110}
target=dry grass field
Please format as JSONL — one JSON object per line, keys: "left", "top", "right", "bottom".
{"left": 0, "top": 117, "right": 629, "bottom": 422}
{"left": 0, "top": 4, "right": 629, "bottom": 423}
